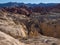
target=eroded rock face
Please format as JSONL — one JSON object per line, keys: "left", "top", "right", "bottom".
{"left": 0, "top": 10, "right": 60, "bottom": 45}
{"left": 0, "top": 31, "right": 26, "bottom": 45}
{"left": 0, "top": 11, "right": 28, "bottom": 39}
{"left": 1, "top": 7, "right": 31, "bottom": 16}
{"left": 1, "top": 7, "right": 60, "bottom": 38}
{"left": 29, "top": 14, "right": 60, "bottom": 38}
{"left": 0, "top": 30, "right": 60, "bottom": 45}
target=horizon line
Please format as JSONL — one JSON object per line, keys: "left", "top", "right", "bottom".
{"left": 0, "top": 2, "right": 60, "bottom": 4}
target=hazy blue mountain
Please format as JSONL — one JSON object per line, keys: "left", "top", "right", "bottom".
{"left": 0, "top": 2, "right": 59, "bottom": 7}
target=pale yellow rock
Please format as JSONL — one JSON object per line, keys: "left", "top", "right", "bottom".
{"left": 0, "top": 31, "right": 26, "bottom": 45}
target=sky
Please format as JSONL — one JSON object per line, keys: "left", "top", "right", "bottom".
{"left": 0, "top": 0, "right": 60, "bottom": 4}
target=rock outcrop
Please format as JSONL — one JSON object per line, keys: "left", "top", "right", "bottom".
{"left": 0, "top": 31, "right": 25, "bottom": 45}
{"left": 0, "top": 11, "right": 28, "bottom": 39}
{"left": 0, "top": 10, "right": 60, "bottom": 45}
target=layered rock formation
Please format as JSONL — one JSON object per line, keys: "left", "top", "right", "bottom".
{"left": 0, "top": 9, "right": 60, "bottom": 45}
{"left": 0, "top": 31, "right": 25, "bottom": 45}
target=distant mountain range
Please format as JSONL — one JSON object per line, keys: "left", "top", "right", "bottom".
{"left": 0, "top": 2, "right": 59, "bottom": 7}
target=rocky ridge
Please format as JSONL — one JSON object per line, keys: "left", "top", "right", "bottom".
{"left": 0, "top": 10, "right": 60, "bottom": 45}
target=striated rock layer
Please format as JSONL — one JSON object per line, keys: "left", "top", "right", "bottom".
{"left": 0, "top": 10, "right": 60, "bottom": 45}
